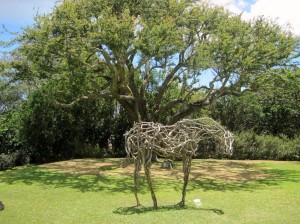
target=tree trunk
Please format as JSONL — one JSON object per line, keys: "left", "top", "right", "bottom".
{"left": 151, "top": 152, "right": 159, "bottom": 162}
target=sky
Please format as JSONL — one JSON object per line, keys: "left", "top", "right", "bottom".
{"left": 210, "top": 0, "right": 300, "bottom": 34}
{"left": 0, "top": 0, "right": 55, "bottom": 32}
{"left": 1, "top": 0, "right": 300, "bottom": 39}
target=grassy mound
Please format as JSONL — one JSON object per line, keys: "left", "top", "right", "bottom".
{"left": 0, "top": 159, "right": 299, "bottom": 223}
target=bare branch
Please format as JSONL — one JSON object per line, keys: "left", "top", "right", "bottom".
{"left": 52, "top": 95, "right": 89, "bottom": 109}
{"left": 116, "top": 94, "right": 135, "bottom": 101}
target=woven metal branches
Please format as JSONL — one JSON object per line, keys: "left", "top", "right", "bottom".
{"left": 124, "top": 117, "right": 234, "bottom": 209}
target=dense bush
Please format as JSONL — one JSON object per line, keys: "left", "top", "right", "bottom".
{"left": 18, "top": 91, "right": 112, "bottom": 163}
{"left": 0, "top": 128, "right": 21, "bottom": 155}
{"left": 0, "top": 111, "right": 21, "bottom": 153}
{"left": 211, "top": 71, "right": 300, "bottom": 138}
{"left": 17, "top": 90, "right": 131, "bottom": 163}
{"left": 195, "top": 135, "right": 228, "bottom": 159}
{"left": 231, "top": 132, "right": 300, "bottom": 161}
{"left": 195, "top": 132, "right": 300, "bottom": 161}
{"left": 0, "top": 150, "right": 30, "bottom": 171}
{"left": 0, "top": 111, "right": 30, "bottom": 171}
{"left": 109, "top": 108, "right": 131, "bottom": 157}
{"left": 0, "top": 153, "right": 15, "bottom": 171}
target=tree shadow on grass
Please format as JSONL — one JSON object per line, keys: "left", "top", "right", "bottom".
{"left": 0, "top": 165, "right": 141, "bottom": 194}
{"left": 113, "top": 204, "right": 224, "bottom": 215}
{"left": 0, "top": 161, "right": 299, "bottom": 195}
{"left": 189, "top": 160, "right": 300, "bottom": 192}
{"left": 189, "top": 170, "right": 300, "bottom": 193}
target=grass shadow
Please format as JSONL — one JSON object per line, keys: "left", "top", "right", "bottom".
{"left": 188, "top": 160, "right": 300, "bottom": 192}
{"left": 113, "top": 204, "right": 224, "bottom": 215}
{"left": 0, "top": 160, "right": 299, "bottom": 196}
{"left": 0, "top": 165, "right": 145, "bottom": 194}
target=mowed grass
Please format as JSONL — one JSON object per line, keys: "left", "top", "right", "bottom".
{"left": 0, "top": 159, "right": 299, "bottom": 224}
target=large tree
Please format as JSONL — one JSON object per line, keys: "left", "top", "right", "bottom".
{"left": 2, "top": 0, "right": 299, "bottom": 124}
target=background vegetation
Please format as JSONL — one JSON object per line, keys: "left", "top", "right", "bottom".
{"left": 0, "top": 0, "right": 299, "bottom": 170}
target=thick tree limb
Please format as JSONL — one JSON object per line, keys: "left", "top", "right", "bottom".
{"left": 154, "top": 99, "right": 186, "bottom": 121}
{"left": 126, "top": 58, "right": 149, "bottom": 121}
{"left": 154, "top": 62, "right": 182, "bottom": 112}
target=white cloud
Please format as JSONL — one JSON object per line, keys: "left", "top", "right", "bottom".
{"left": 210, "top": 0, "right": 300, "bottom": 35}
{"left": 236, "top": 0, "right": 247, "bottom": 9}
{"left": 245, "top": 0, "right": 300, "bottom": 35}
{"left": 209, "top": 0, "right": 242, "bottom": 14}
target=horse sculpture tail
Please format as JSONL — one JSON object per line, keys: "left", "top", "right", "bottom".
{"left": 124, "top": 131, "right": 131, "bottom": 158}
{"left": 121, "top": 131, "right": 133, "bottom": 168}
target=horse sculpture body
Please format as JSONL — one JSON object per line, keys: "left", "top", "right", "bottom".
{"left": 124, "top": 117, "right": 233, "bottom": 209}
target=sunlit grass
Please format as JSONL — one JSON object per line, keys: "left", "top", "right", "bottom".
{"left": 0, "top": 159, "right": 299, "bottom": 224}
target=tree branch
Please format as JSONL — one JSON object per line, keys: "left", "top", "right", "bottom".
{"left": 51, "top": 90, "right": 112, "bottom": 110}
{"left": 154, "top": 62, "right": 182, "bottom": 113}
{"left": 117, "top": 94, "right": 135, "bottom": 101}
{"left": 97, "top": 45, "right": 115, "bottom": 73}
{"left": 154, "top": 99, "right": 185, "bottom": 120}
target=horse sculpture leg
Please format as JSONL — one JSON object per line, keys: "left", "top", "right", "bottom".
{"left": 133, "top": 158, "right": 142, "bottom": 207}
{"left": 143, "top": 149, "right": 158, "bottom": 210}
{"left": 144, "top": 162, "right": 158, "bottom": 209}
{"left": 180, "top": 156, "right": 192, "bottom": 207}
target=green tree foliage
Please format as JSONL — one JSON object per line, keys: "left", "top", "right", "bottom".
{"left": 211, "top": 68, "right": 300, "bottom": 138}
{"left": 258, "top": 69, "right": 300, "bottom": 137}
{"left": 211, "top": 92, "right": 264, "bottom": 132}
{"left": 0, "top": 82, "right": 23, "bottom": 115}
{"left": 0, "top": 77, "right": 30, "bottom": 169}
{"left": 3, "top": 0, "right": 298, "bottom": 124}
{"left": 18, "top": 88, "right": 118, "bottom": 163}
{"left": 0, "top": 58, "right": 27, "bottom": 155}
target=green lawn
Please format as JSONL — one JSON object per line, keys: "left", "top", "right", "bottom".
{"left": 0, "top": 159, "right": 299, "bottom": 224}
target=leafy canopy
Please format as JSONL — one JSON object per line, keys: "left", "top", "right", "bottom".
{"left": 2, "top": 0, "right": 299, "bottom": 124}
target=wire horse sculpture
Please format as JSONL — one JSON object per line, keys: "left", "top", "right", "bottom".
{"left": 124, "top": 117, "right": 234, "bottom": 209}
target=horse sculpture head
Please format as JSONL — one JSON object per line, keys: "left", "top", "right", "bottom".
{"left": 178, "top": 117, "right": 234, "bottom": 156}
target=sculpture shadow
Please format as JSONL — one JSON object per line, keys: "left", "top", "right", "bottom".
{"left": 113, "top": 204, "right": 224, "bottom": 215}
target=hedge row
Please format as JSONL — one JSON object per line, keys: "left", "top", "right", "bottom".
{"left": 1, "top": 132, "right": 299, "bottom": 171}
{"left": 231, "top": 132, "right": 300, "bottom": 161}
{"left": 196, "top": 131, "right": 300, "bottom": 161}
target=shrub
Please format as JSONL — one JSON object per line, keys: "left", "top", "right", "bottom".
{"left": 0, "top": 153, "right": 14, "bottom": 171}
{"left": 195, "top": 131, "right": 300, "bottom": 161}
{"left": 231, "top": 132, "right": 300, "bottom": 161}
{"left": 0, "top": 150, "right": 30, "bottom": 171}
{"left": 195, "top": 135, "right": 227, "bottom": 159}
{"left": 0, "top": 147, "right": 28, "bottom": 171}
{"left": 17, "top": 89, "right": 136, "bottom": 163}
